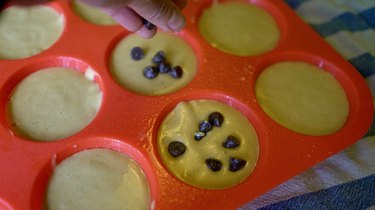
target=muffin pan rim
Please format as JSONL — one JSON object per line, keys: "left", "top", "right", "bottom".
{"left": 0, "top": 0, "right": 372, "bottom": 209}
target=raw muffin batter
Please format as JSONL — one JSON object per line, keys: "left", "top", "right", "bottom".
{"left": 255, "top": 61, "right": 349, "bottom": 136}
{"left": 8, "top": 67, "right": 102, "bottom": 141}
{"left": 199, "top": 2, "right": 280, "bottom": 56}
{"left": 158, "top": 100, "right": 259, "bottom": 189}
{"left": 110, "top": 32, "right": 197, "bottom": 96}
{"left": 71, "top": 0, "right": 117, "bottom": 25}
{"left": 0, "top": 5, "right": 64, "bottom": 59}
{"left": 46, "top": 148, "right": 151, "bottom": 210}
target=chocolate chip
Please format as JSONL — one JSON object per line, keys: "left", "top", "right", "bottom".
{"left": 229, "top": 157, "right": 247, "bottom": 172}
{"left": 208, "top": 112, "right": 224, "bottom": 127}
{"left": 152, "top": 51, "right": 166, "bottom": 64}
{"left": 130, "top": 46, "right": 144, "bottom": 61}
{"left": 199, "top": 120, "right": 212, "bottom": 133}
{"left": 169, "top": 66, "right": 183, "bottom": 78}
{"left": 168, "top": 141, "right": 186, "bottom": 157}
{"left": 206, "top": 158, "right": 222, "bottom": 172}
{"left": 194, "top": 131, "right": 206, "bottom": 141}
{"left": 142, "top": 18, "right": 155, "bottom": 30}
{"left": 222, "top": 135, "right": 240, "bottom": 149}
{"left": 143, "top": 66, "right": 158, "bottom": 79}
{"left": 158, "top": 62, "right": 171, "bottom": 73}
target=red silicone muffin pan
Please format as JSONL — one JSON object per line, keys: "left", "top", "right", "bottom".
{"left": 0, "top": 0, "right": 373, "bottom": 209}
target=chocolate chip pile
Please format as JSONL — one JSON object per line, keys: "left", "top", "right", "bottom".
{"left": 194, "top": 111, "right": 224, "bottom": 140}
{"left": 167, "top": 111, "right": 247, "bottom": 172}
{"left": 130, "top": 47, "right": 184, "bottom": 79}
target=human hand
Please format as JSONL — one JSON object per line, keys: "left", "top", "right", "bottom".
{"left": 79, "top": 0, "right": 187, "bottom": 38}
{"left": 11, "top": 0, "right": 187, "bottom": 38}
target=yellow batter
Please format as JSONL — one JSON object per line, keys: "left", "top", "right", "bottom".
{"left": 8, "top": 67, "right": 102, "bottom": 141}
{"left": 199, "top": 2, "right": 280, "bottom": 56}
{"left": 0, "top": 5, "right": 64, "bottom": 59}
{"left": 110, "top": 32, "right": 197, "bottom": 96}
{"left": 255, "top": 61, "right": 349, "bottom": 136}
{"left": 71, "top": 0, "right": 117, "bottom": 25}
{"left": 46, "top": 148, "right": 151, "bottom": 210}
{"left": 158, "top": 100, "right": 259, "bottom": 189}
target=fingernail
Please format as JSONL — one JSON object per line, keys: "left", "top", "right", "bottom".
{"left": 167, "top": 12, "right": 185, "bottom": 32}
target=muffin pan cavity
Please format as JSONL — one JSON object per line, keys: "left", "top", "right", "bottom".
{"left": 3, "top": 58, "right": 102, "bottom": 142}
{"left": 109, "top": 32, "right": 199, "bottom": 96}
{"left": 253, "top": 51, "right": 369, "bottom": 137}
{"left": 70, "top": 0, "right": 117, "bottom": 25}
{"left": 45, "top": 149, "right": 151, "bottom": 210}
{"left": 156, "top": 98, "right": 261, "bottom": 190}
{"left": 0, "top": 0, "right": 372, "bottom": 209}
{"left": 0, "top": 5, "right": 65, "bottom": 60}
{"left": 254, "top": 53, "right": 350, "bottom": 136}
{"left": 28, "top": 137, "right": 157, "bottom": 210}
{"left": 198, "top": 1, "right": 280, "bottom": 56}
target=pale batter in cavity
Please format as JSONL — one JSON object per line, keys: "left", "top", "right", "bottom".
{"left": 8, "top": 67, "right": 102, "bottom": 141}
{"left": 110, "top": 32, "right": 197, "bottom": 96}
{"left": 71, "top": 0, "right": 117, "bottom": 25}
{"left": 0, "top": 5, "right": 64, "bottom": 59}
{"left": 46, "top": 148, "right": 151, "bottom": 210}
{"left": 199, "top": 2, "right": 280, "bottom": 56}
{"left": 158, "top": 100, "right": 259, "bottom": 190}
{"left": 255, "top": 61, "right": 349, "bottom": 136}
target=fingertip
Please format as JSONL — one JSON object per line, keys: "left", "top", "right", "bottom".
{"left": 129, "top": 0, "right": 186, "bottom": 33}
{"left": 167, "top": 11, "right": 186, "bottom": 32}
{"left": 121, "top": 20, "right": 143, "bottom": 32}
{"left": 136, "top": 25, "right": 157, "bottom": 39}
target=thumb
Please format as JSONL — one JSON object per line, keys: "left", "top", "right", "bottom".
{"left": 128, "top": 0, "right": 186, "bottom": 32}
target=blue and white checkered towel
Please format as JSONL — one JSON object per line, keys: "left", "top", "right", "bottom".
{"left": 240, "top": 0, "right": 375, "bottom": 209}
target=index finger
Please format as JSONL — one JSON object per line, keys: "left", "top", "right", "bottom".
{"left": 129, "top": 0, "right": 186, "bottom": 32}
